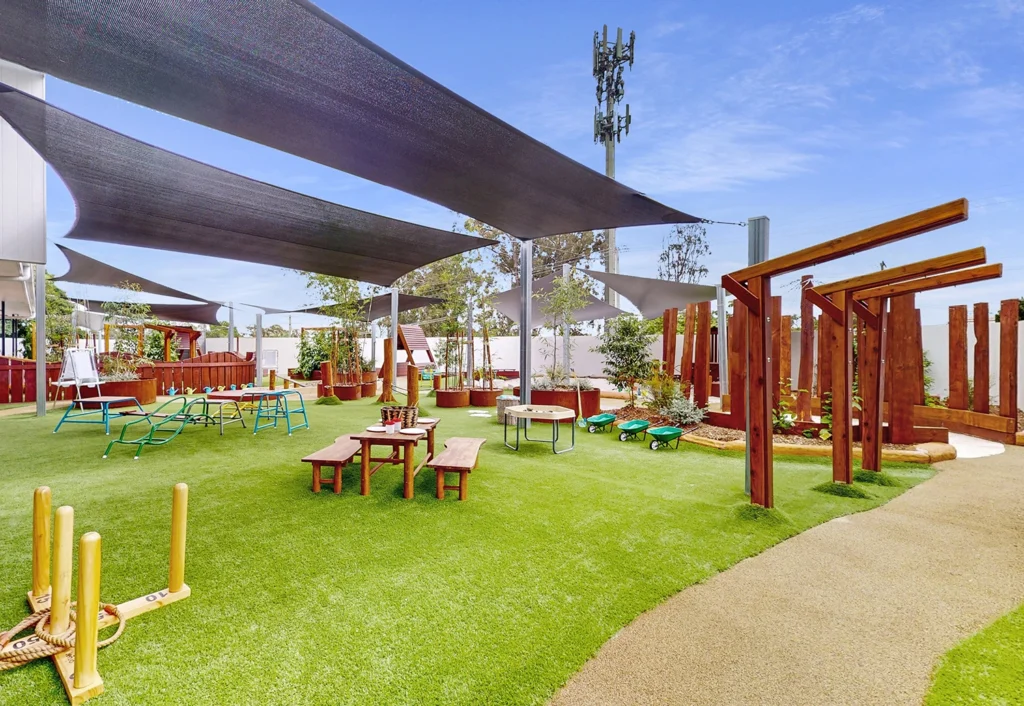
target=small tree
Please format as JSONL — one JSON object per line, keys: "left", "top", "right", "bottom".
{"left": 594, "top": 315, "right": 656, "bottom": 407}
{"left": 101, "top": 282, "right": 152, "bottom": 380}
{"left": 659, "top": 223, "right": 711, "bottom": 283}
{"left": 538, "top": 268, "right": 590, "bottom": 380}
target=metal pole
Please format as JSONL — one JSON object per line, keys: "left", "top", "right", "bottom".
{"left": 390, "top": 287, "right": 398, "bottom": 389}
{"left": 466, "top": 297, "right": 474, "bottom": 389}
{"left": 745, "top": 216, "right": 770, "bottom": 495}
{"left": 604, "top": 120, "right": 618, "bottom": 309}
{"left": 562, "top": 263, "right": 571, "bottom": 371}
{"left": 226, "top": 302, "right": 234, "bottom": 353}
{"left": 255, "top": 313, "right": 263, "bottom": 386}
{"left": 370, "top": 320, "right": 377, "bottom": 372}
{"left": 1, "top": 300, "right": 5, "bottom": 356}
{"left": 519, "top": 240, "right": 533, "bottom": 404}
{"left": 35, "top": 265, "right": 46, "bottom": 416}
{"left": 717, "top": 286, "right": 728, "bottom": 396}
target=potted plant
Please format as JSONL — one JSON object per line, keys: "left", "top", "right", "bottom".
{"left": 360, "top": 358, "right": 377, "bottom": 397}
{"left": 469, "top": 325, "right": 501, "bottom": 407}
{"left": 435, "top": 328, "right": 470, "bottom": 407}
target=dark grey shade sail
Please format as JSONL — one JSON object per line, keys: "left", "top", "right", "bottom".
{"left": 0, "top": 85, "right": 492, "bottom": 286}
{"left": 54, "top": 243, "right": 205, "bottom": 303}
{"left": 83, "top": 301, "right": 224, "bottom": 327}
{"left": 292, "top": 293, "right": 443, "bottom": 322}
{"left": 0, "top": 0, "right": 700, "bottom": 238}
{"left": 492, "top": 274, "right": 625, "bottom": 326}
{"left": 584, "top": 270, "right": 717, "bottom": 319}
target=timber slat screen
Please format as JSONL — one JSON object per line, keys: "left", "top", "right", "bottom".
{"left": 141, "top": 352, "right": 257, "bottom": 394}
{"left": 0, "top": 357, "right": 72, "bottom": 404}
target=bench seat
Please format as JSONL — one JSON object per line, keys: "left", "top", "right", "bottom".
{"left": 302, "top": 435, "right": 362, "bottom": 494}
{"left": 427, "top": 437, "right": 485, "bottom": 501}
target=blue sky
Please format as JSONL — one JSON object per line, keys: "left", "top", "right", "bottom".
{"left": 40, "top": 0, "right": 1024, "bottom": 329}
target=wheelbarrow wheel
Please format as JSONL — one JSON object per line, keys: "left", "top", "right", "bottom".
{"left": 619, "top": 431, "right": 629, "bottom": 442}
{"left": 588, "top": 425, "right": 597, "bottom": 434}
{"left": 650, "top": 440, "right": 659, "bottom": 450}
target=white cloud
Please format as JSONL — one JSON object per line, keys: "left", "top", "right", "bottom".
{"left": 622, "top": 121, "right": 816, "bottom": 193}
{"left": 956, "top": 84, "right": 1024, "bottom": 121}
{"left": 651, "top": 21, "right": 687, "bottom": 38}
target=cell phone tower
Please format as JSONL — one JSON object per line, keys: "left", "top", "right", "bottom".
{"left": 593, "top": 25, "right": 635, "bottom": 307}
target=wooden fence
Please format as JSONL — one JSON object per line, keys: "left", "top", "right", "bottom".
{"left": 0, "top": 351, "right": 256, "bottom": 404}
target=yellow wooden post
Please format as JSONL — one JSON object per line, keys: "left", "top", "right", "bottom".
{"left": 269, "top": 369, "right": 277, "bottom": 391}
{"left": 31, "top": 486, "right": 51, "bottom": 598}
{"left": 163, "top": 332, "right": 172, "bottom": 362}
{"left": 74, "top": 532, "right": 103, "bottom": 691}
{"left": 169, "top": 483, "right": 188, "bottom": 593}
{"left": 51, "top": 506, "right": 74, "bottom": 635}
{"left": 103, "top": 324, "right": 110, "bottom": 354}
{"left": 137, "top": 327, "right": 144, "bottom": 357}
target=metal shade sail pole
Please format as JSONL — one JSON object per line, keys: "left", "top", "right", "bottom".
{"left": 562, "top": 263, "right": 572, "bottom": 371}
{"left": 717, "top": 285, "right": 728, "bottom": 396}
{"left": 255, "top": 313, "right": 263, "bottom": 386}
{"left": 466, "top": 297, "right": 475, "bottom": 389}
{"left": 35, "top": 265, "right": 46, "bottom": 416}
{"left": 390, "top": 287, "right": 399, "bottom": 391}
{"left": 226, "top": 302, "right": 235, "bottom": 353}
{"left": 519, "top": 240, "right": 533, "bottom": 404}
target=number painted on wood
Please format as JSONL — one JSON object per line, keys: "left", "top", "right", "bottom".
{"left": 145, "top": 590, "right": 169, "bottom": 602}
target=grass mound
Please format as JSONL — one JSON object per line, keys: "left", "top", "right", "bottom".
{"left": 854, "top": 470, "right": 901, "bottom": 486}
{"left": 813, "top": 481, "right": 872, "bottom": 499}
{"left": 734, "top": 503, "right": 793, "bottom": 526}
{"left": 314, "top": 395, "right": 343, "bottom": 405}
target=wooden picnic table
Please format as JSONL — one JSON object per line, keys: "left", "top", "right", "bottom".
{"left": 348, "top": 419, "right": 440, "bottom": 499}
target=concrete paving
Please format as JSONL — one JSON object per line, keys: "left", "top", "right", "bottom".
{"left": 552, "top": 448, "right": 1024, "bottom": 706}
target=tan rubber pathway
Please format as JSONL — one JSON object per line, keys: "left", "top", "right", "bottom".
{"left": 552, "top": 449, "right": 1024, "bottom": 706}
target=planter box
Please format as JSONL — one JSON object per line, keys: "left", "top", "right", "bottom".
{"left": 435, "top": 389, "right": 470, "bottom": 408}
{"left": 469, "top": 388, "right": 501, "bottom": 407}
{"left": 333, "top": 384, "right": 362, "bottom": 401}
{"left": 512, "top": 387, "right": 600, "bottom": 422}
{"left": 81, "top": 379, "right": 157, "bottom": 407}
{"left": 362, "top": 371, "right": 377, "bottom": 384}
{"left": 360, "top": 381, "right": 377, "bottom": 397}
{"left": 433, "top": 376, "right": 442, "bottom": 391}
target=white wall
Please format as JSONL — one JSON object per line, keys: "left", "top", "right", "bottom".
{"left": 0, "top": 60, "right": 46, "bottom": 265}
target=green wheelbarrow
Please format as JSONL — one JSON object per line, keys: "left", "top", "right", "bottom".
{"left": 647, "top": 426, "right": 686, "bottom": 450}
{"left": 586, "top": 412, "right": 617, "bottom": 434}
{"left": 617, "top": 419, "right": 650, "bottom": 442}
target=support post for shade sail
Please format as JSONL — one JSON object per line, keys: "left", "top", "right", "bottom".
{"left": 466, "top": 297, "right": 475, "bottom": 389}
{"left": 255, "top": 313, "right": 263, "bottom": 386}
{"left": 717, "top": 285, "right": 728, "bottom": 396}
{"left": 745, "top": 216, "right": 770, "bottom": 495}
{"left": 35, "top": 264, "right": 46, "bottom": 417}
{"left": 519, "top": 240, "right": 533, "bottom": 405}
{"left": 227, "top": 302, "right": 235, "bottom": 353}
{"left": 562, "top": 263, "right": 571, "bottom": 371}
{"left": 390, "top": 288, "right": 399, "bottom": 392}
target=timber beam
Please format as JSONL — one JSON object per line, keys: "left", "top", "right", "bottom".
{"left": 814, "top": 247, "right": 986, "bottom": 295}
{"left": 854, "top": 264, "right": 1002, "bottom": 300}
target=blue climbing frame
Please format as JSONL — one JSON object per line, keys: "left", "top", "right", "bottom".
{"left": 252, "top": 390, "right": 309, "bottom": 435}
{"left": 53, "top": 396, "right": 144, "bottom": 435}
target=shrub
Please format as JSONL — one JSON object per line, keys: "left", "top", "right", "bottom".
{"left": 594, "top": 315, "right": 656, "bottom": 406}
{"left": 660, "top": 397, "right": 707, "bottom": 427}
{"left": 643, "top": 369, "right": 680, "bottom": 412}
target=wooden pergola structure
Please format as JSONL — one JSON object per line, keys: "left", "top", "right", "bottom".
{"left": 103, "top": 323, "right": 201, "bottom": 361}
{"left": 722, "top": 199, "right": 979, "bottom": 507}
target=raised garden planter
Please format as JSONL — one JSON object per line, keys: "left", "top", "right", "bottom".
{"left": 333, "top": 384, "right": 362, "bottom": 401}
{"left": 81, "top": 379, "right": 157, "bottom": 407}
{"left": 469, "top": 388, "right": 501, "bottom": 407}
{"left": 362, "top": 371, "right": 377, "bottom": 384}
{"left": 512, "top": 387, "right": 600, "bottom": 421}
{"left": 435, "top": 389, "right": 470, "bottom": 408}
{"left": 360, "top": 381, "right": 377, "bottom": 397}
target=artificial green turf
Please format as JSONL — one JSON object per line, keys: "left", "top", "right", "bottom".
{"left": 0, "top": 398, "right": 932, "bottom": 705}
{"left": 925, "top": 603, "right": 1024, "bottom": 705}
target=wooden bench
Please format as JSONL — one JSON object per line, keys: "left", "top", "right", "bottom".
{"left": 302, "top": 435, "right": 362, "bottom": 494}
{"left": 428, "top": 437, "right": 485, "bottom": 501}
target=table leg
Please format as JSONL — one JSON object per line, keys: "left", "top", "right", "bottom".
{"left": 427, "top": 427, "right": 435, "bottom": 459}
{"left": 360, "top": 440, "right": 371, "bottom": 495}
{"left": 312, "top": 462, "right": 322, "bottom": 493}
{"left": 436, "top": 469, "right": 445, "bottom": 499}
{"left": 403, "top": 441, "right": 415, "bottom": 499}
{"left": 333, "top": 462, "right": 342, "bottom": 494}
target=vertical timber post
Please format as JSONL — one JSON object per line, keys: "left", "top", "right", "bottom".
{"left": 797, "top": 277, "right": 814, "bottom": 421}
{"left": 948, "top": 305, "right": 969, "bottom": 410}
{"left": 748, "top": 276, "right": 773, "bottom": 507}
{"left": 745, "top": 216, "right": 769, "bottom": 497}
{"left": 519, "top": 240, "right": 533, "bottom": 405}
{"left": 974, "top": 303, "right": 990, "bottom": 414}
{"left": 694, "top": 302, "right": 711, "bottom": 407}
{"left": 830, "top": 292, "right": 854, "bottom": 484}
{"left": 169, "top": 483, "right": 189, "bottom": 594}
{"left": 999, "top": 299, "right": 1018, "bottom": 420}
{"left": 74, "top": 532, "right": 103, "bottom": 692}
{"left": 860, "top": 297, "right": 887, "bottom": 471}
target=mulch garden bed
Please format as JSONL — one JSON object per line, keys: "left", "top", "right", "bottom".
{"left": 613, "top": 406, "right": 917, "bottom": 450}
{"left": 1017, "top": 410, "right": 1024, "bottom": 432}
